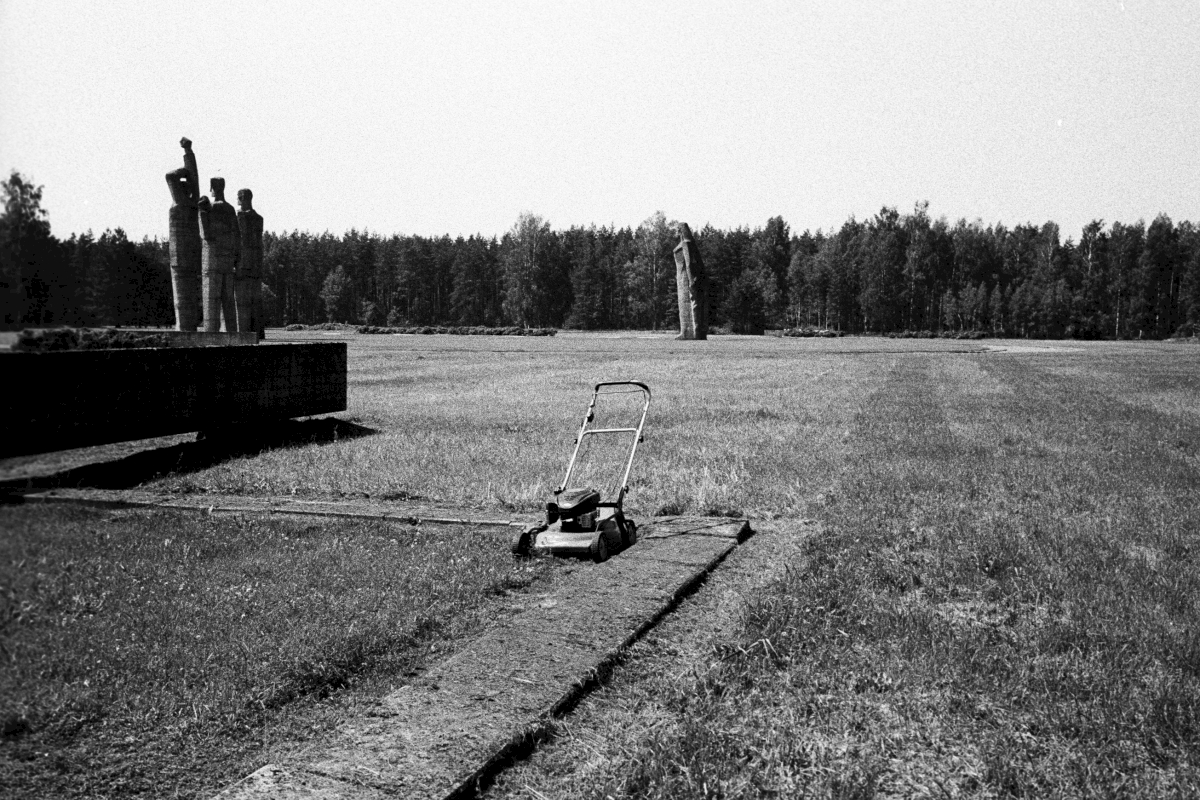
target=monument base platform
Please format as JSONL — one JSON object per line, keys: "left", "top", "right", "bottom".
{"left": 155, "top": 329, "right": 261, "bottom": 347}
{"left": 0, "top": 342, "right": 346, "bottom": 458}
{"left": 0, "top": 328, "right": 260, "bottom": 351}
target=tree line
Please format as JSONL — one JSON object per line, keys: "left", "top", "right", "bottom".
{"left": 3, "top": 172, "right": 1198, "bottom": 337}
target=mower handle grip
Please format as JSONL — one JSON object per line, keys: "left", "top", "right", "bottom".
{"left": 593, "top": 381, "right": 651, "bottom": 398}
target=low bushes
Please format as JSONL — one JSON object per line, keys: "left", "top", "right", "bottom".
{"left": 283, "top": 322, "right": 358, "bottom": 331}
{"left": 357, "top": 325, "right": 557, "bottom": 336}
{"left": 1169, "top": 322, "right": 1198, "bottom": 340}
{"left": 13, "top": 327, "right": 174, "bottom": 352}
{"left": 884, "top": 329, "right": 990, "bottom": 340}
{"left": 280, "top": 322, "right": 556, "bottom": 336}
{"left": 771, "top": 327, "right": 845, "bottom": 338}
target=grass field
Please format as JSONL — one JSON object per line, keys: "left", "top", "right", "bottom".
{"left": 3, "top": 331, "right": 1199, "bottom": 797}
{"left": 149, "top": 331, "right": 999, "bottom": 516}
{"left": 476, "top": 334, "right": 1200, "bottom": 798}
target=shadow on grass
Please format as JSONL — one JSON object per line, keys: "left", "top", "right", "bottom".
{"left": 0, "top": 417, "right": 375, "bottom": 493}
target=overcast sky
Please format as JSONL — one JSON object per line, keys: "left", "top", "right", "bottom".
{"left": 1, "top": 1, "right": 1196, "bottom": 242}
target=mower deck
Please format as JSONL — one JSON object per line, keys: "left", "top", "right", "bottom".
{"left": 515, "top": 503, "right": 637, "bottom": 562}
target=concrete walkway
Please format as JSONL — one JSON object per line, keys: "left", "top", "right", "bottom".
{"left": 17, "top": 488, "right": 524, "bottom": 527}
{"left": 213, "top": 516, "right": 752, "bottom": 800}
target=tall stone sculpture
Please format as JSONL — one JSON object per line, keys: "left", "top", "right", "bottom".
{"left": 198, "top": 177, "right": 239, "bottom": 332}
{"left": 673, "top": 222, "right": 708, "bottom": 340}
{"left": 165, "top": 138, "right": 202, "bottom": 331}
{"left": 236, "top": 188, "right": 264, "bottom": 338}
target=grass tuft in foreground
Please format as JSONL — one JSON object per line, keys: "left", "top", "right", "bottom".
{"left": 0, "top": 505, "right": 555, "bottom": 799}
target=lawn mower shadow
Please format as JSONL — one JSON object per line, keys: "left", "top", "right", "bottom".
{"left": 0, "top": 417, "right": 375, "bottom": 492}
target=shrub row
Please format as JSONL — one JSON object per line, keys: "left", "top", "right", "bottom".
{"left": 1168, "top": 322, "right": 1198, "bottom": 339}
{"left": 883, "top": 329, "right": 990, "bottom": 340}
{"left": 13, "top": 327, "right": 174, "bottom": 352}
{"left": 280, "top": 322, "right": 557, "bottom": 336}
{"left": 773, "top": 328, "right": 846, "bottom": 338}
{"left": 356, "top": 325, "right": 557, "bottom": 336}
{"left": 283, "top": 322, "right": 358, "bottom": 331}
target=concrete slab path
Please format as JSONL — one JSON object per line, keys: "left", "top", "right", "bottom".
{"left": 212, "top": 516, "right": 752, "bottom": 800}
{"left": 17, "top": 489, "right": 524, "bottom": 527}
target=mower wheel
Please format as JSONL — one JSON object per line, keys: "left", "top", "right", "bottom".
{"left": 622, "top": 520, "right": 638, "bottom": 548}
{"left": 512, "top": 527, "right": 534, "bottom": 557}
{"left": 590, "top": 535, "right": 610, "bottom": 563}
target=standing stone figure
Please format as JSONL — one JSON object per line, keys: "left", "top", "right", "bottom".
{"left": 673, "top": 222, "right": 708, "bottom": 340}
{"left": 198, "top": 177, "right": 239, "bottom": 332}
{"left": 236, "top": 188, "right": 264, "bottom": 338}
{"left": 165, "top": 137, "right": 202, "bottom": 331}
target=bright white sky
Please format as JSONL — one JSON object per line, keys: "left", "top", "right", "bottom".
{"left": 1, "top": 1, "right": 1196, "bottom": 242}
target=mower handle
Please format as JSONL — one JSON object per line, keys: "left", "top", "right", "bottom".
{"left": 557, "top": 381, "right": 652, "bottom": 506}
{"left": 594, "top": 381, "right": 651, "bottom": 398}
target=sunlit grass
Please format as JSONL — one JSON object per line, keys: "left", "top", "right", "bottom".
{"left": 566, "top": 347, "right": 1200, "bottom": 797}
{"left": 155, "top": 331, "right": 939, "bottom": 517}
{"left": 10, "top": 332, "right": 1199, "bottom": 797}
{"left": 0, "top": 505, "right": 555, "bottom": 799}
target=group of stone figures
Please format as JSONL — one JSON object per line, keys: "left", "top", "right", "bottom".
{"left": 166, "top": 133, "right": 706, "bottom": 341}
{"left": 673, "top": 222, "right": 709, "bottom": 340}
{"left": 165, "top": 138, "right": 263, "bottom": 335}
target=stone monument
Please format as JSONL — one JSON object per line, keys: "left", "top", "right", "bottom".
{"left": 198, "top": 177, "right": 240, "bottom": 332}
{"left": 673, "top": 222, "right": 708, "bottom": 340}
{"left": 236, "top": 188, "right": 264, "bottom": 338}
{"left": 165, "top": 138, "right": 202, "bottom": 331}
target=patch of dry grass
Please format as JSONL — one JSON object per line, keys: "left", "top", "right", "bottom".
{"left": 0, "top": 504, "right": 556, "bottom": 799}
{"left": 154, "top": 331, "right": 958, "bottom": 518}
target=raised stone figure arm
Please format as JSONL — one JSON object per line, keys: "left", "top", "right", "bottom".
{"left": 167, "top": 137, "right": 203, "bottom": 332}
{"left": 180, "top": 138, "right": 199, "bottom": 202}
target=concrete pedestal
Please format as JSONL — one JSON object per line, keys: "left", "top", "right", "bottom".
{"left": 0, "top": 343, "right": 347, "bottom": 458}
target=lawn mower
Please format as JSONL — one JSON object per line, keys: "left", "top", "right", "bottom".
{"left": 512, "top": 381, "right": 651, "bottom": 563}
